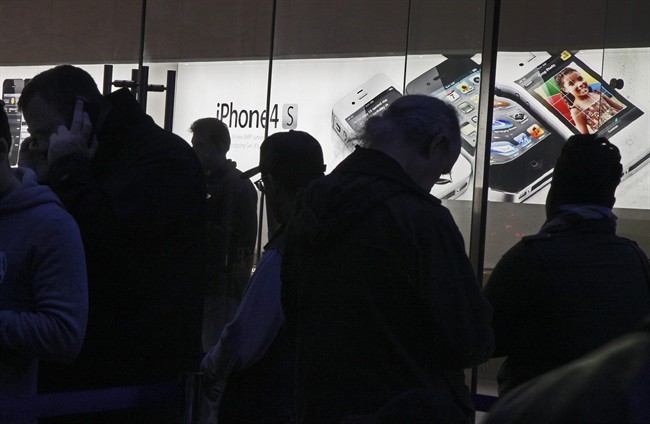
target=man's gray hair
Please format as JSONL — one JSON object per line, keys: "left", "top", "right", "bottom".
{"left": 360, "top": 95, "right": 461, "bottom": 156}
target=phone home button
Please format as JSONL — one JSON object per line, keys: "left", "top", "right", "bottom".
{"left": 530, "top": 160, "right": 542, "bottom": 169}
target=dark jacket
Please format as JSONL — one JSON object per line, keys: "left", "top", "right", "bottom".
{"left": 204, "top": 159, "right": 257, "bottom": 299}
{"left": 216, "top": 227, "right": 296, "bottom": 424}
{"left": 281, "top": 147, "right": 494, "bottom": 423}
{"left": 39, "top": 88, "right": 206, "bottom": 391}
{"left": 484, "top": 206, "right": 650, "bottom": 395}
{"left": 485, "top": 317, "right": 650, "bottom": 424}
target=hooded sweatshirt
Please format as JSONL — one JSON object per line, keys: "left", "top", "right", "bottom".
{"left": 0, "top": 167, "right": 87, "bottom": 400}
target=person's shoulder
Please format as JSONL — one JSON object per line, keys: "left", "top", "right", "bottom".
{"left": 228, "top": 162, "right": 252, "bottom": 183}
{"left": 387, "top": 189, "right": 447, "bottom": 220}
{"left": 7, "top": 182, "right": 70, "bottom": 222}
{"left": 24, "top": 200, "right": 81, "bottom": 244}
{"left": 613, "top": 235, "right": 650, "bottom": 262}
{"left": 134, "top": 125, "right": 204, "bottom": 173}
{"left": 221, "top": 163, "right": 257, "bottom": 194}
{"left": 499, "top": 238, "right": 536, "bottom": 262}
{"left": 612, "top": 234, "right": 644, "bottom": 246}
{"left": 487, "top": 238, "right": 543, "bottom": 283}
{"left": 381, "top": 190, "right": 462, "bottom": 243}
{"left": 126, "top": 118, "right": 193, "bottom": 153}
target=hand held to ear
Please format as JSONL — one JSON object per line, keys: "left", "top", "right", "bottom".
{"left": 48, "top": 98, "right": 94, "bottom": 163}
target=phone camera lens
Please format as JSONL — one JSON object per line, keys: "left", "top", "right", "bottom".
{"left": 352, "top": 101, "right": 356, "bottom": 105}
{"left": 609, "top": 78, "right": 624, "bottom": 89}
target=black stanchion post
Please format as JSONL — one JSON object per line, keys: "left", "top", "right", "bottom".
{"left": 137, "top": 65, "right": 150, "bottom": 110}
{"left": 182, "top": 372, "right": 203, "bottom": 424}
{"left": 164, "top": 70, "right": 176, "bottom": 132}
{"left": 130, "top": 68, "right": 140, "bottom": 96}
{"left": 103, "top": 65, "right": 113, "bottom": 96}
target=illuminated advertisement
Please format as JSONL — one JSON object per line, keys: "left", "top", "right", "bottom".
{"left": 2, "top": 49, "right": 648, "bottom": 209}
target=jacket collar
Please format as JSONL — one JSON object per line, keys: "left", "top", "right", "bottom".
{"left": 335, "top": 147, "right": 440, "bottom": 205}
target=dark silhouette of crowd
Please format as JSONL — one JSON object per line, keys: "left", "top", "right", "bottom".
{"left": 1, "top": 63, "right": 649, "bottom": 424}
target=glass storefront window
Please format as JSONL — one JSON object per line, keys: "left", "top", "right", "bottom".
{"left": 268, "top": 0, "right": 410, "bottom": 170}
{"left": 0, "top": 1, "right": 142, "bottom": 167}
{"left": 482, "top": 0, "right": 650, "bottom": 407}
{"left": 2, "top": 0, "right": 649, "bottom": 415}
{"left": 405, "top": 0, "right": 487, "bottom": 247}
{"left": 143, "top": 1, "right": 274, "bottom": 173}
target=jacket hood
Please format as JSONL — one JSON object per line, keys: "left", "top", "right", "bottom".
{"left": 0, "top": 167, "right": 63, "bottom": 215}
{"left": 292, "top": 147, "right": 438, "bottom": 246}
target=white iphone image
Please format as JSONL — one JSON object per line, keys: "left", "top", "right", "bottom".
{"left": 332, "top": 74, "right": 402, "bottom": 143}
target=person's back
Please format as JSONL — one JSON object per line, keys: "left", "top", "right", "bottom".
{"left": 281, "top": 95, "right": 493, "bottom": 422}
{"left": 484, "top": 134, "right": 650, "bottom": 395}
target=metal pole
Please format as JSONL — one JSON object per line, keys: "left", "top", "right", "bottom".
{"left": 137, "top": 66, "right": 150, "bottom": 109}
{"left": 130, "top": 68, "right": 139, "bottom": 96}
{"left": 256, "top": 0, "right": 278, "bottom": 257}
{"left": 263, "top": 0, "right": 277, "bottom": 139}
{"left": 401, "top": 0, "right": 413, "bottom": 93}
{"left": 102, "top": 65, "right": 113, "bottom": 96}
{"left": 254, "top": 191, "right": 265, "bottom": 268}
{"left": 469, "top": 0, "right": 501, "bottom": 396}
{"left": 164, "top": 70, "right": 177, "bottom": 132}
{"left": 182, "top": 372, "right": 203, "bottom": 424}
{"left": 138, "top": 0, "right": 147, "bottom": 72}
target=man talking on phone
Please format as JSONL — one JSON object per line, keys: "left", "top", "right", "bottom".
{"left": 18, "top": 65, "right": 206, "bottom": 423}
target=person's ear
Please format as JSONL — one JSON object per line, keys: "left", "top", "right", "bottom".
{"left": 429, "top": 135, "right": 459, "bottom": 174}
{"left": 428, "top": 135, "right": 448, "bottom": 158}
{"left": 264, "top": 173, "right": 277, "bottom": 194}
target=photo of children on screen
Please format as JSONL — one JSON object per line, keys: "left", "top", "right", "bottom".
{"left": 535, "top": 63, "right": 625, "bottom": 134}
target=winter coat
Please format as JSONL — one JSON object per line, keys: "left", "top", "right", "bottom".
{"left": 281, "top": 147, "right": 494, "bottom": 422}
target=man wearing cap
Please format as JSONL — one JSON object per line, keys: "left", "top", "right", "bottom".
{"left": 484, "top": 134, "right": 650, "bottom": 396}
{"left": 200, "top": 130, "right": 326, "bottom": 424}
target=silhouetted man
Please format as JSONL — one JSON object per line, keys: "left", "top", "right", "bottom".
{"left": 190, "top": 117, "right": 257, "bottom": 352}
{"left": 18, "top": 65, "right": 206, "bottom": 423}
{"left": 281, "top": 95, "right": 494, "bottom": 423}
